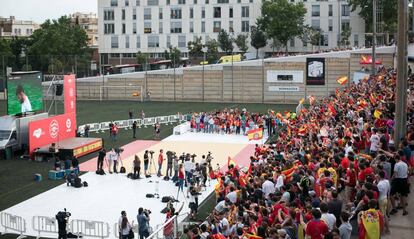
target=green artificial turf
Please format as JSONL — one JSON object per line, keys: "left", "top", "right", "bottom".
{"left": 0, "top": 99, "right": 294, "bottom": 237}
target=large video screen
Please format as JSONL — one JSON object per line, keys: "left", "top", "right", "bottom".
{"left": 306, "top": 58, "right": 325, "bottom": 85}
{"left": 7, "top": 72, "right": 43, "bottom": 115}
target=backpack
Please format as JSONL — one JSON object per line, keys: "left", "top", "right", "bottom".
{"left": 74, "top": 178, "right": 82, "bottom": 188}
{"left": 83, "top": 181, "right": 88, "bottom": 187}
{"left": 146, "top": 193, "right": 155, "bottom": 198}
{"left": 120, "top": 167, "right": 126, "bottom": 173}
{"left": 163, "top": 176, "right": 170, "bottom": 181}
{"left": 161, "top": 196, "right": 173, "bottom": 203}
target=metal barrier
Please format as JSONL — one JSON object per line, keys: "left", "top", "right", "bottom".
{"left": 147, "top": 215, "right": 177, "bottom": 239}
{"left": 0, "top": 212, "right": 26, "bottom": 238}
{"left": 113, "top": 223, "right": 139, "bottom": 238}
{"left": 100, "top": 122, "right": 111, "bottom": 132}
{"left": 70, "top": 219, "right": 110, "bottom": 239}
{"left": 32, "top": 216, "right": 58, "bottom": 239}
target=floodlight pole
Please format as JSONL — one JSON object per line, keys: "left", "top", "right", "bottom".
{"left": 372, "top": 0, "right": 377, "bottom": 75}
{"left": 395, "top": 0, "right": 408, "bottom": 146}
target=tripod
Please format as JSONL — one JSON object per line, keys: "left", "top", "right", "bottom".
{"left": 149, "top": 153, "right": 156, "bottom": 176}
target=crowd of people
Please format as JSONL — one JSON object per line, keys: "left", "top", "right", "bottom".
{"left": 174, "top": 67, "right": 413, "bottom": 239}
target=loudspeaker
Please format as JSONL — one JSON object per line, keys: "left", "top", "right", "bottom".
{"left": 55, "top": 84, "right": 63, "bottom": 96}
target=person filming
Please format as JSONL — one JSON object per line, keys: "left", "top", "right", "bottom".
{"left": 137, "top": 207, "right": 150, "bottom": 239}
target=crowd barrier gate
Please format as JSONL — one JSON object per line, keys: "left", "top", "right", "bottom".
{"left": 32, "top": 216, "right": 58, "bottom": 239}
{"left": 0, "top": 212, "right": 26, "bottom": 239}
{"left": 70, "top": 219, "right": 110, "bottom": 239}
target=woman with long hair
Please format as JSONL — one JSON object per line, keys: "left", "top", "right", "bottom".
{"left": 177, "top": 164, "right": 185, "bottom": 199}
{"left": 121, "top": 216, "right": 133, "bottom": 239}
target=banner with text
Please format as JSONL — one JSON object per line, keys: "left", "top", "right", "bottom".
{"left": 64, "top": 74, "right": 76, "bottom": 114}
{"left": 29, "top": 113, "right": 77, "bottom": 153}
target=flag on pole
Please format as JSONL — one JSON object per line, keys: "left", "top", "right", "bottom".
{"left": 337, "top": 76, "right": 348, "bottom": 85}
{"left": 247, "top": 128, "right": 263, "bottom": 141}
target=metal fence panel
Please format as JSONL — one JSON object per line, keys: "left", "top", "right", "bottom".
{"left": 0, "top": 212, "right": 26, "bottom": 237}
{"left": 70, "top": 219, "right": 110, "bottom": 239}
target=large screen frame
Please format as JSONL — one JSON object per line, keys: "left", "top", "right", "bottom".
{"left": 306, "top": 58, "right": 325, "bottom": 85}
{"left": 6, "top": 71, "right": 43, "bottom": 116}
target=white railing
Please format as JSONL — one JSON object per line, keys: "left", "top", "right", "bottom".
{"left": 113, "top": 223, "right": 139, "bottom": 238}
{"left": 78, "top": 114, "right": 188, "bottom": 135}
{"left": 147, "top": 215, "right": 177, "bottom": 239}
{"left": 0, "top": 212, "right": 26, "bottom": 239}
{"left": 70, "top": 219, "right": 110, "bottom": 239}
{"left": 32, "top": 216, "right": 58, "bottom": 239}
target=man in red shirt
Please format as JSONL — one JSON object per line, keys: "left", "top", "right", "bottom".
{"left": 305, "top": 209, "right": 329, "bottom": 239}
{"left": 157, "top": 149, "right": 164, "bottom": 177}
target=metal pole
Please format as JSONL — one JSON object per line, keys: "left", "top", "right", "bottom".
{"left": 202, "top": 51, "right": 205, "bottom": 101}
{"left": 338, "top": 0, "right": 341, "bottom": 47}
{"left": 231, "top": 52, "right": 234, "bottom": 102}
{"left": 395, "top": 0, "right": 408, "bottom": 145}
{"left": 372, "top": 0, "right": 377, "bottom": 75}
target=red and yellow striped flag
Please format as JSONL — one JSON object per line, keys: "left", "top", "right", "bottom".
{"left": 337, "top": 76, "right": 348, "bottom": 85}
{"left": 247, "top": 128, "right": 263, "bottom": 141}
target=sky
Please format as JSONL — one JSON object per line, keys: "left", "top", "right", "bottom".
{"left": 0, "top": 0, "right": 97, "bottom": 24}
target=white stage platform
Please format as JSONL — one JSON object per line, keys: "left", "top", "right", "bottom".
{"left": 165, "top": 131, "right": 268, "bottom": 145}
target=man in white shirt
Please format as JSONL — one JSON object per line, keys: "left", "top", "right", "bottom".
{"left": 262, "top": 176, "right": 275, "bottom": 198}
{"left": 107, "top": 148, "right": 117, "bottom": 173}
{"left": 218, "top": 212, "right": 230, "bottom": 237}
{"left": 16, "top": 85, "right": 32, "bottom": 113}
{"left": 376, "top": 171, "right": 390, "bottom": 233}
{"left": 390, "top": 156, "right": 409, "bottom": 216}
{"left": 320, "top": 202, "right": 336, "bottom": 231}
{"left": 369, "top": 128, "right": 380, "bottom": 157}
{"left": 225, "top": 187, "right": 238, "bottom": 204}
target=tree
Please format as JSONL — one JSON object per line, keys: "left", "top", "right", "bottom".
{"left": 187, "top": 36, "right": 204, "bottom": 58}
{"left": 205, "top": 39, "right": 219, "bottom": 64}
{"left": 340, "top": 25, "right": 352, "bottom": 47}
{"left": 168, "top": 47, "right": 181, "bottom": 67}
{"left": 301, "top": 26, "right": 323, "bottom": 51}
{"left": 349, "top": 0, "right": 397, "bottom": 41}
{"left": 257, "top": 0, "right": 306, "bottom": 53}
{"left": 136, "top": 51, "right": 148, "bottom": 70}
{"left": 234, "top": 34, "right": 249, "bottom": 59}
{"left": 217, "top": 29, "right": 234, "bottom": 54}
{"left": 250, "top": 26, "right": 266, "bottom": 59}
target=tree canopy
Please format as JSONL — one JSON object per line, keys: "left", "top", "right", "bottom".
{"left": 250, "top": 26, "right": 266, "bottom": 59}
{"left": 217, "top": 29, "right": 234, "bottom": 54}
{"left": 234, "top": 34, "right": 249, "bottom": 59}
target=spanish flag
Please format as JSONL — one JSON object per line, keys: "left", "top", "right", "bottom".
{"left": 228, "top": 156, "right": 237, "bottom": 167}
{"left": 328, "top": 103, "right": 337, "bottom": 116}
{"left": 337, "top": 76, "right": 348, "bottom": 85}
{"left": 359, "top": 209, "right": 382, "bottom": 239}
{"left": 247, "top": 128, "right": 263, "bottom": 141}
{"left": 374, "top": 109, "right": 382, "bottom": 119}
{"left": 282, "top": 166, "right": 297, "bottom": 180}
{"left": 299, "top": 98, "right": 305, "bottom": 105}
{"left": 298, "top": 125, "right": 307, "bottom": 135}
{"left": 244, "top": 234, "right": 263, "bottom": 239}
{"left": 369, "top": 93, "right": 376, "bottom": 104}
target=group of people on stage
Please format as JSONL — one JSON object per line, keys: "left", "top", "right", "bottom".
{"left": 173, "top": 67, "right": 413, "bottom": 239}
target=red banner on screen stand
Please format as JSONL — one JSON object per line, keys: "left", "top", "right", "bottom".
{"left": 64, "top": 74, "right": 76, "bottom": 114}
{"left": 28, "top": 113, "right": 77, "bottom": 154}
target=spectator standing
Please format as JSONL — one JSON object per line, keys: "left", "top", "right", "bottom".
{"left": 137, "top": 208, "right": 150, "bottom": 239}
{"left": 132, "top": 121, "right": 137, "bottom": 138}
{"left": 133, "top": 155, "right": 141, "bottom": 179}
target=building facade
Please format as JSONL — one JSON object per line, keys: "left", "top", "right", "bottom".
{"left": 98, "top": 0, "right": 365, "bottom": 65}
{"left": 0, "top": 16, "right": 39, "bottom": 39}
{"left": 69, "top": 12, "right": 99, "bottom": 47}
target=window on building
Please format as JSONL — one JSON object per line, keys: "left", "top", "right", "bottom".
{"left": 213, "top": 21, "right": 221, "bottom": 32}
{"left": 147, "top": 0, "right": 159, "bottom": 6}
{"left": 126, "top": 35, "right": 130, "bottom": 48}
{"left": 242, "top": 6, "right": 249, "bottom": 18}
{"left": 159, "top": 8, "right": 163, "bottom": 19}
{"left": 111, "top": 36, "right": 119, "bottom": 48}
{"left": 144, "top": 21, "right": 152, "bottom": 33}
{"left": 354, "top": 34, "right": 359, "bottom": 46}
{"left": 167, "top": 0, "right": 170, "bottom": 4}
{"left": 190, "top": 22, "right": 194, "bottom": 33}
{"left": 303, "top": 39, "right": 307, "bottom": 47}
{"left": 133, "top": 8, "right": 136, "bottom": 19}
{"left": 159, "top": 22, "right": 163, "bottom": 33}
{"left": 202, "top": 8, "right": 205, "bottom": 18}
{"left": 241, "top": 21, "right": 249, "bottom": 32}
{"left": 194, "top": 0, "right": 197, "bottom": 4}
{"left": 311, "top": 5, "right": 320, "bottom": 17}
{"left": 214, "top": 7, "right": 221, "bottom": 18}
{"left": 111, "top": 0, "right": 118, "bottom": 7}
{"left": 218, "top": 0, "right": 229, "bottom": 3}
{"left": 342, "top": 5, "right": 350, "bottom": 16}
{"left": 178, "top": 35, "right": 186, "bottom": 47}
{"left": 26, "top": 29, "right": 30, "bottom": 35}
{"left": 122, "top": 23, "right": 126, "bottom": 34}
{"left": 249, "top": 0, "right": 253, "bottom": 2}
{"left": 136, "top": 0, "right": 140, "bottom": 5}
{"left": 190, "top": 8, "right": 194, "bottom": 18}
{"left": 144, "top": 8, "right": 151, "bottom": 20}
{"left": 104, "top": 10, "right": 115, "bottom": 21}
{"left": 122, "top": 9, "right": 125, "bottom": 20}
{"left": 229, "top": 21, "right": 234, "bottom": 32}
{"left": 205, "top": 0, "right": 209, "bottom": 4}
{"left": 311, "top": 19, "right": 320, "bottom": 29}
{"left": 104, "top": 23, "right": 115, "bottom": 34}
{"left": 171, "top": 8, "right": 182, "bottom": 19}
{"left": 328, "top": 19, "right": 333, "bottom": 31}
{"left": 171, "top": 21, "right": 182, "bottom": 33}
{"left": 133, "top": 22, "right": 137, "bottom": 33}
{"left": 137, "top": 35, "right": 141, "bottom": 48}
{"left": 237, "top": 0, "right": 241, "bottom": 3}
{"left": 328, "top": 5, "right": 333, "bottom": 17}
{"left": 167, "top": 35, "right": 171, "bottom": 48}
{"left": 290, "top": 39, "right": 295, "bottom": 47}
{"left": 148, "top": 35, "right": 159, "bottom": 47}
{"left": 178, "top": 0, "right": 185, "bottom": 4}
{"left": 341, "top": 19, "right": 350, "bottom": 30}
{"left": 201, "top": 21, "right": 205, "bottom": 33}
{"left": 125, "top": 0, "right": 129, "bottom": 6}
{"left": 229, "top": 7, "right": 233, "bottom": 18}
{"left": 323, "top": 34, "right": 328, "bottom": 46}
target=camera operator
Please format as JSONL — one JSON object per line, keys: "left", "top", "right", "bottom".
{"left": 166, "top": 151, "right": 174, "bottom": 178}
{"left": 172, "top": 154, "right": 179, "bottom": 182}
{"left": 56, "top": 209, "right": 71, "bottom": 239}
{"left": 143, "top": 150, "right": 149, "bottom": 176}
{"left": 137, "top": 207, "right": 151, "bottom": 239}
{"left": 184, "top": 156, "right": 195, "bottom": 186}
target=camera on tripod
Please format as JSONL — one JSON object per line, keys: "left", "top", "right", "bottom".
{"left": 190, "top": 154, "right": 197, "bottom": 159}
{"left": 149, "top": 150, "right": 155, "bottom": 155}
{"left": 115, "top": 148, "right": 124, "bottom": 154}
{"left": 144, "top": 209, "right": 152, "bottom": 216}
